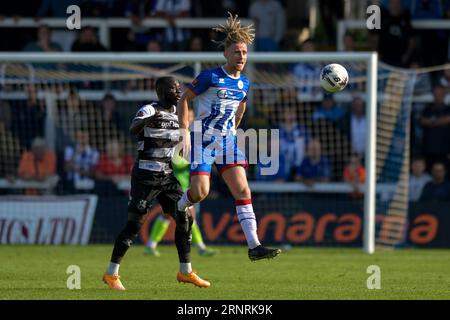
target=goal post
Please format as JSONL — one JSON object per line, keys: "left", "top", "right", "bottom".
{"left": 0, "top": 52, "right": 378, "bottom": 252}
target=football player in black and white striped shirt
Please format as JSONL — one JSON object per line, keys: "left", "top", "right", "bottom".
{"left": 103, "top": 77, "right": 210, "bottom": 290}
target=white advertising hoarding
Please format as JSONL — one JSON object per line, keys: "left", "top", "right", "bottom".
{"left": 0, "top": 195, "right": 97, "bottom": 245}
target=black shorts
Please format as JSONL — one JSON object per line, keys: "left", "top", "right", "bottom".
{"left": 128, "top": 167, "right": 183, "bottom": 217}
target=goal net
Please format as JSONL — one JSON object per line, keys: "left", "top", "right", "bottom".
{"left": 0, "top": 53, "right": 416, "bottom": 251}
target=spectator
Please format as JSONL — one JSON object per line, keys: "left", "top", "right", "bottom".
{"left": 125, "top": 0, "right": 158, "bottom": 51}
{"left": 409, "top": 156, "right": 432, "bottom": 201}
{"left": 318, "top": 0, "right": 345, "bottom": 45}
{"left": 411, "top": 0, "right": 448, "bottom": 67}
{"left": 343, "top": 32, "right": 356, "bottom": 52}
{"left": 63, "top": 129, "right": 100, "bottom": 192}
{"left": 155, "top": 0, "right": 192, "bottom": 51}
{"left": 10, "top": 85, "right": 45, "bottom": 150}
{"left": 99, "top": 93, "right": 123, "bottom": 130}
{"left": 344, "top": 95, "right": 366, "bottom": 157}
{"left": 18, "top": 137, "right": 57, "bottom": 195}
{"left": 71, "top": 26, "right": 108, "bottom": 52}
{"left": 96, "top": 140, "right": 133, "bottom": 179}
{"left": 278, "top": 107, "right": 309, "bottom": 180}
{"left": 249, "top": 0, "right": 286, "bottom": 51}
{"left": 95, "top": 139, "right": 133, "bottom": 195}
{"left": 420, "top": 85, "right": 450, "bottom": 170}
{"left": 146, "top": 40, "right": 162, "bottom": 52}
{"left": 294, "top": 139, "right": 332, "bottom": 186}
{"left": 292, "top": 39, "right": 322, "bottom": 96}
{"left": 371, "top": 0, "right": 415, "bottom": 67}
{"left": 189, "top": 35, "right": 203, "bottom": 52}
{"left": 0, "top": 106, "right": 21, "bottom": 184}
{"left": 58, "top": 89, "right": 89, "bottom": 140}
{"left": 80, "top": 0, "right": 124, "bottom": 17}
{"left": 420, "top": 162, "right": 450, "bottom": 201}
{"left": 312, "top": 93, "right": 346, "bottom": 124}
{"left": 37, "top": 0, "right": 82, "bottom": 17}
{"left": 343, "top": 153, "right": 366, "bottom": 198}
{"left": 23, "top": 24, "right": 62, "bottom": 52}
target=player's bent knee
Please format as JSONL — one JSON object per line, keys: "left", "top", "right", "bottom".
{"left": 234, "top": 186, "right": 251, "bottom": 200}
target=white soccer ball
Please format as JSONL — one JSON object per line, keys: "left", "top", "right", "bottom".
{"left": 320, "top": 63, "right": 349, "bottom": 93}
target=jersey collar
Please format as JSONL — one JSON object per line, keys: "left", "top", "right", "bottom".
{"left": 221, "top": 65, "right": 240, "bottom": 80}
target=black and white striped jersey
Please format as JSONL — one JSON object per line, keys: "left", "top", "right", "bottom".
{"left": 133, "top": 102, "right": 180, "bottom": 174}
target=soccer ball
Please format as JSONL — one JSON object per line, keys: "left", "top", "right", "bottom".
{"left": 320, "top": 63, "right": 349, "bottom": 93}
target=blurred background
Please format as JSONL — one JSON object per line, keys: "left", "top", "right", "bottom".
{"left": 0, "top": 0, "right": 449, "bottom": 249}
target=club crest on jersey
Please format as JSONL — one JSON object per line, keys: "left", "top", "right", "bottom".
{"left": 237, "top": 80, "right": 244, "bottom": 89}
{"left": 219, "top": 78, "right": 225, "bottom": 84}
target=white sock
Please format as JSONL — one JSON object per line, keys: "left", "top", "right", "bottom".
{"left": 197, "top": 242, "right": 206, "bottom": 251}
{"left": 107, "top": 262, "right": 120, "bottom": 275}
{"left": 177, "top": 190, "right": 194, "bottom": 212}
{"left": 236, "top": 199, "right": 261, "bottom": 249}
{"left": 147, "top": 240, "right": 157, "bottom": 249}
{"left": 180, "top": 263, "right": 192, "bottom": 274}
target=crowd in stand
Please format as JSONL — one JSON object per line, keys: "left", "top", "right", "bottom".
{"left": 0, "top": 0, "right": 449, "bottom": 202}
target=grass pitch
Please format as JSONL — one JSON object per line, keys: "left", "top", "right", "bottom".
{"left": 0, "top": 245, "right": 449, "bottom": 300}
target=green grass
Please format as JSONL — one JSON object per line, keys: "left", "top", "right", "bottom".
{"left": 0, "top": 245, "right": 449, "bottom": 300}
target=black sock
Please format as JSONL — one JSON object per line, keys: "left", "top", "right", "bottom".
{"left": 175, "top": 210, "right": 193, "bottom": 263}
{"left": 111, "top": 220, "right": 142, "bottom": 264}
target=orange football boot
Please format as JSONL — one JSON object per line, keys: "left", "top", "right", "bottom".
{"left": 102, "top": 273, "right": 126, "bottom": 291}
{"left": 177, "top": 271, "right": 210, "bottom": 288}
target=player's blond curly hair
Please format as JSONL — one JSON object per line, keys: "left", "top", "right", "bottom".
{"left": 212, "top": 12, "right": 255, "bottom": 48}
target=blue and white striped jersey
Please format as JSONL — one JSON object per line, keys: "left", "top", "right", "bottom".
{"left": 188, "top": 66, "right": 250, "bottom": 136}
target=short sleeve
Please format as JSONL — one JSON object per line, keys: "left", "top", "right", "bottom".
{"left": 188, "top": 70, "right": 212, "bottom": 96}
{"left": 134, "top": 104, "right": 156, "bottom": 120}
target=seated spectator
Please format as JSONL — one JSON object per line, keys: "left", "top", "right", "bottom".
{"left": 409, "top": 156, "right": 432, "bottom": 201}
{"left": 343, "top": 153, "right": 366, "bottom": 198}
{"left": 71, "top": 26, "right": 107, "bottom": 52}
{"left": 23, "top": 24, "right": 62, "bottom": 52}
{"left": 312, "top": 94, "right": 346, "bottom": 124}
{"left": 420, "top": 85, "right": 450, "bottom": 171}
{"left": 155, "top": 0, "right": 191, "bottom": 51}
{"left": 63, "top": 129, "right": 99, "bottom": 193}
{"left": 249, "top": 0, "right": 286, "bottom": 51}
{"left": 292, "top": 39, "right": 322, "bottom": 97}
{"left": 420, "top": 162, "right": 450, "bottom": 201}
{"left": 97, "top": 93, "right": 125, "bottom": 132}
{"left": 278, "top": 107, "right": 309, "bottom": 180}
{"left": 254, "top": 135, "right": 289, "bottom": 182}
{"left": 294, "top": 139, "right": 332, "bottom": 186}
{"left": 18, "top": 137, "right": 57, "bottom": 195}
{"left": 95, "top": 140, "right": 133, "bottom": 195}
{"left": 96, "top": 140, "right": 133, "bottom": 178}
